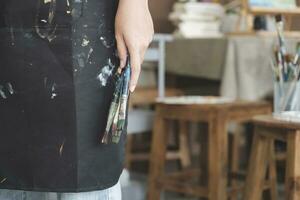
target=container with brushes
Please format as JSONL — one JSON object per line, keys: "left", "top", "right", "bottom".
{"left": 272, "top": 15, "right": 300, "bottom": 114}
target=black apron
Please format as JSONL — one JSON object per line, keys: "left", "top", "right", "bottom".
{"left": 0, "top": 0, "right": 126, "bottom": 192}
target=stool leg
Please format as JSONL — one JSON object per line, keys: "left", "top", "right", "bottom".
{"left": 179, "top": 120, "right": 191, "bottom": 168}
{"left": 147, "top": 112, "right": 169, "bottom": 200}
{"left": 268, "top": 139, "right": 278, "bottom": 200}
{"left": 199, "top": 124, "right": 209, "bottom": 200}
{"left": 244, "top": 131, "right": 270, "bottom": 200}
{"left": 230, "top": 129, "right": 241, "bottom": 200}
{"left": 208, "top": 114, "right": 228, "bottom": 200}
{"left": 285, "top": 130, "right": 300, "bottom": 200}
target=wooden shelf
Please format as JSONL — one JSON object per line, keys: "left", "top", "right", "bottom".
{"left": 249, "top": 6, "right": 300, "bottom": 15}
{"left": 226, "top": 31, "right": 300, "bottom": 37}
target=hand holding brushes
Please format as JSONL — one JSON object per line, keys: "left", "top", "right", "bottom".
{"left": 101, "top": 59, "right": 131, "bottom": 144}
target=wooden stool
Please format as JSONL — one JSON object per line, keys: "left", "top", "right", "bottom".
{"left": 147, "top": 96, "right": 272, "bottom": 200}
{"left": 126, "top": 88, "right": 189, "bottom": 169}
{"left": 244, "top": 115, "right": 300, "bottom": 200}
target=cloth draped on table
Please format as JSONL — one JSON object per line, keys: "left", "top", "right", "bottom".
{"left": 165, "top": 36, "right": 299, "bottom": 100}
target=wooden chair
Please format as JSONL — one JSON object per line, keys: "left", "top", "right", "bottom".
{"left": 126, "top": 88, "right": 187, "bottom": 169}
{"left": 244, "top": 115, "right": 300, "bottom": 200}
{"left": 147, "top": 96, "right": 272, "bottom": 200}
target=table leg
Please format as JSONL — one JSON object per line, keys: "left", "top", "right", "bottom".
{"left": 179, "top": 120, "right": 191, "bottom": 168}
{"left": 208, "top": 113, "right": 228, "bottom": 200}
{"left": 147, "top": 110, "right": 169, "bottom": 200}
{"left": 285, "top": 130, "right": 300, "bottom": 200}
{"left": 268, "top": 139, "right": 278, "bottom": 200}
{"left": 199, "top": 123, "right": 209, "bottom": 200}
{"left": 230, "top": 125, "right": 242, "bottom": 200}
{"left": 244, "top": 129, "right": 270, "bottom": 200}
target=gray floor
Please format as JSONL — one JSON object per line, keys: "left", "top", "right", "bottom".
{"left": 121, "top": 171, "right": 286, "bottom": 200}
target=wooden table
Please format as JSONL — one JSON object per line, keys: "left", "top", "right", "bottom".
{"left": 147, "top": 98, "right": 272, "bottom": 200}
{"left": 244, "top": 115, "right": 300, "bottom": 200}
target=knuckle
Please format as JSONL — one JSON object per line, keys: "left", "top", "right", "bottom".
{"left": 117, "top": 49, "right": 126, "bottom": 57}
{"left": 119, "top": 55, "right": 126, "bottom": 61}
{"left": 115, "top": 34, "right": 122, "bottom": 41}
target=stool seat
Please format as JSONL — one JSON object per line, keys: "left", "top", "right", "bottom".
{"left": 244, "top": 114, "right": 300, "bottom": 200}
{"left": 253, "top": 114, "right": 300, "bottom": 130}
{"left": 155, "top": 98, "right": 271, "bottom": 123}
{"left": 157, "top": 96, "right": 234, "bottom": 105}
{"left": 147, "top": 97, "right": 272, "bottom": 200}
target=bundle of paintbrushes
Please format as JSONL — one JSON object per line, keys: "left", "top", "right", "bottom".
{"left": 101, "top": 59, "right": 131, "bottom": 144}
{"left": 271, "top": 15, "right": 300, "bottom": 112}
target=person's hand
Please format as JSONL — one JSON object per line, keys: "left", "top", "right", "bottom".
{"left": 115, "top": 0, "right": 154, "bottom": 92}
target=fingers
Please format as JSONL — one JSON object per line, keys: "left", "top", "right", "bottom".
{"left": 139, "top": 47, "right": 147, "bottom": 64}
{"left": 116, "top": 33, "right": 142, "bottom": 93}
{"left": 117, "top": 34, "right": 152, "bottom": 92}
{"left": 115, "top": 35, "right": 128, "bottom": 70}
{"left": 128, "top": 46, "right": 141, "bottom": 93}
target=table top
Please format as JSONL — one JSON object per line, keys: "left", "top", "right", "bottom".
{"left": 155, "top": 96, "right": 271, "bottom": 122}
{"left": 156, "top": 96, "right": 271, "bottom": 110}
{"left": 254, "top": 114, "right": 300, "bottom": 130}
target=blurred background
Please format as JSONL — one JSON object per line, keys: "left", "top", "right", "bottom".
{"left": 121, "top": 0, "right": 300, "bottom": 199}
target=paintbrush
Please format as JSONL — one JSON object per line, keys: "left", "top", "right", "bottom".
{"left": 112, "top": 62, "right": 131, "bottom": 144}
{"left": 293, "top": 43, "right": 300, "bottom": 66}
{"left": 101, "top": 58, "right": 132, "bottom": 144}
{"left": 101, "top": 73, "right": 123, "bottom": 144}
{"left": 275, "top": 15, "right": 288, "bottom": 78}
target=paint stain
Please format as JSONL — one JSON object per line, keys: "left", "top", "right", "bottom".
{"left": 66, "top": 0, "right": 71, "bottom": 14}
{"left": 0, "top": 178, "right": 7, "bottom": 183}
{"left": 51, "top": 93, "right": 57, "bottom": 99}
{"left": 86, "top": 48, "right": 94, "bottom": 62}
{"left": 81, "top": 36, "right": 90, "bottom": 47}
{"left": 100, "top": 36, "right": 114, "bottom": 48}
{"left": 0, "top": 85, "right": 7, "bottom": 99}
{"left": 76, "top": 52, "right": 86, "bottom": 68}
{"left": 96, "top": 58, "right": 115, "bottom": 87}
{"left": 59, "top": 140, "right": 65, "bottom": 156}
{"left": 6, "top": 83, "right": 14, "bottom": 95}
{"left": 35, "top": 0, "right": 58, "bottom": 42}
{"left": 9, "top": 27, "right": 15, "bottom": 46}
{"left": 51, "top": 83, "right": 57, "bottom": 99}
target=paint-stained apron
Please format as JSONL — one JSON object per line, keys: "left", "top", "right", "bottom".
{"left": 0, "top": 0, "right": 126, "bottom": 192}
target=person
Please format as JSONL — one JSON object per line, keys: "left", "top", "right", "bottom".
{"left": 0, "top": 0, "right": 154, "bottom": 199}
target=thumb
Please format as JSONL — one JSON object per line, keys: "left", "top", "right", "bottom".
{"left": 128, "top": 47, "right": 141, "bottom": 93}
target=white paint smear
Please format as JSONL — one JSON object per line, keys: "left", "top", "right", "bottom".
{"left": 0, "top": 85, "right": 7, "bottom": 99}
{"left": 81, "top": 36, "right": 90, "bottom": 47}
{"left": 96, "top": 59, "right": 115, "bottom": 87}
